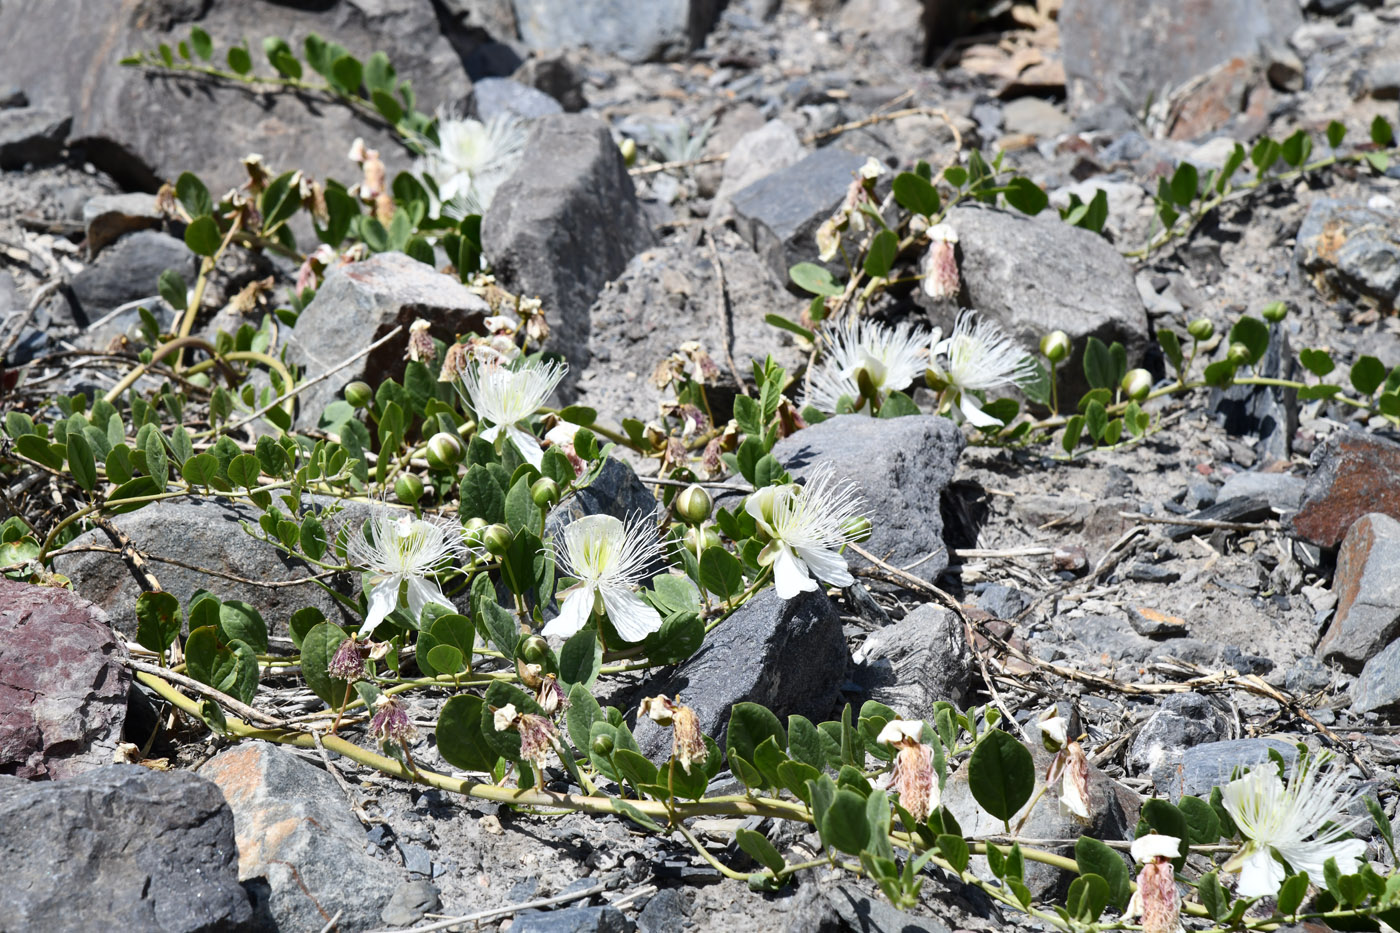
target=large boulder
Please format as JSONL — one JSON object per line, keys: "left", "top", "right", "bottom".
{"left": 0, "top": 765, "right": 254, "bottom": 932}
{"left": 0, "top": 0, "right": 475, "bottom": 193}
{"left": 483, "top": 114, "right": 655, "bottom": 382}
{"left": 511, "top": 0, "right": 722, "bottom": 63}
{"left": 1316, "top": 512, "right": 1400, "bottom": 670}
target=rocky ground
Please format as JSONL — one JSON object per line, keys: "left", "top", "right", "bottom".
{"left": 4, "top": 0, "right": 1400, "bottom": 931}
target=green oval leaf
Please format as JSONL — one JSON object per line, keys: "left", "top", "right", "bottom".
{"left": 135, "top": 591, "right": 182, "bottom": 654}
{"left": 175, "top": 171, "right": 213, "bottom": 219}
{"left": 698, "top": 546, "right": 743, "bottom": 599}
{"left": 65, "top": 431, "right": 97, "bottom": 493}
{"left": 438, "top": 694, "right": 500, "bottom": 773}
{"left": 966, "top": 730, "right": 1034, "bottom": 822}
{"left": 1074, "top": 835, "right": 1131, "bottom": 910}
{"left": 789, "top": 262, "right": 844, "bottom": 297}
{"left": 863, "top": 229, "right": 898, "bottom": 279}
{"left": 892, "top": 172, "right": 940, "bottom": 217}
{"left": 1351, "top": 355, "right": 1386, "bottom": 395}
{"left": 184, "top": 215, "right": 222, "bottom": 257}
{"left": 300, "top": 621, "right": 349, "bottom": 707}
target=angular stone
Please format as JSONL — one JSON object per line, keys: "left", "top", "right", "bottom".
{"left": 512, "top": 53, "right": 588, "bottom": 113}
{"left": 54, "top": 496, "right": 361, "bottom": 638}
{"left": 0, "top": 765, "right": 253, "bottom": 932}
{"left": 1353, "top": 638, "right": 1400, "bottom": 718}
{"left": 381, "top": 880, "right": 441, "bottom": 927}
{"left": 1209, "top": 322, "right": 1298, "bottom": 463}
{"left": 1317, "top": 513, "right": 1400, "bottom": 670}
{"left": 1292, "top": 432, "right": 1400, "bottom": 547}
{"left": 68, "top": 230, "right": 195, "bottom": 325}
{"left": 1165, "top": 56, "right": 1272, "bottom": 142}
{"left": 483, "top": 114, "right": 655, "bottom": 380}
{"left": 0, "top": 106, "right": 70, "bottom": 169}
{"left": 835, "top": 0, "right": 930, "bottom": 68}
{"left": 201, "top": 741, "right": 405, "bottom": 932}
{"left": 1297, "top": 198, "right": 1400, "bottom": 311}
{"left": 0, "top": 580, "right": 129, "bottom": 780}
{"left": 711, "top": 119, "right": 805, "bottom": 218}
{"left": 632, "top": 588, "right": 846, "bottom": 758}
{"left": 578, "top": 230, "right": 805, "bottom": 422}
{"left": 82, "top": 192, "right": 162, "bottom": 258}
{"left": 1176, "top": 737, "right": 1297, "bottom": 800}
{"left": 1216, "top": 470, "right": 1306, "bottom": 511}
{"left": 284, "top": 252, "right": 490, "bottom": 430}
{"left": 545, "top": 457, "right": 659, "bottom": 541}
{"left": 469, "top": 77, "right": 564, "bottom": 121}
{"left": 786, "top": 881, "right": 953, "bottom": 933}
{"left": 513, "top": 905, "right": 633, "bottom": 932}
{"left": 1126, "top": 694, "right": 1230, "bottom": 794}
{"left": 730, "top": 145, "right": 869, "bottom": 283}
{"left": 512, "top": 0, "right": 721, "bottom": 63}
{"left": 1060, "top": 0, "right": 1302, "bottom": 115}
{"left": 939, "top": 204, "right": 1150, "bottom": 400}
{"left": 770, "top": 414, "right": 965, "bottom": 586}
{"left": 1001, "top": 96, "right": 1071, "bottom": 138}
{"left": 853, "top": 603, "right": 974, "bottom": 719}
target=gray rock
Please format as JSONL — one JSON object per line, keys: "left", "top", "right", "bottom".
{"left": 730, "top": 145, "right": 869, "bottom": 283}
{"left": 82, "top": 192, "right": 163, "bottom": 258}
{"left": 785, "top": 881, "right": 953, "bottom": 933}
{"left": 470, "top": 77, "right": 564, "bottom": 121}
{"left": 835, "top": 0, "right": 931, "bottom": 67}
{"left": 0, "top": 765, "right": 254, "bottom": 932}
{"left": 977, "top": 583, "right": 1028, "bottom": 620}
{"left": 711, "top": 119, "right": 806, "bottom": 218}
{"left": 1211, "top": 324, "right": 1299, "bottom": 463}
{"left": 633, "top": 588, "right": 846, "bottom": 758}
{"left": 284, "top": 252, "right": 489, "bottom": 430}
{"left": 0, "top": 87, "right": 26, "bottom": 109}
{"left": 512, "top": 0, "right": 721, "bottom": 63}
{"left": 1285, "top": 655, "right": 1332, "bottom": 695}
{"left": 943, "top": 741, "right": 1137, "bottom": 898}
{"left": 1353, "top": 638, "right": 1400, "bottom": 717}
{"left": 381, "top": 880, "right": 441, "bottom": 926}
{"left": 636, "top": 888, "right": 688, "bottom": 933}
{"left": 0, "top": 580, "right": 129, "bottom": 780}
{"left": 1317, "top": 512, "right": 1400, "bottom": 670}
{"left": 1169, "top": 492, "right": 1276, "bottom": 541}
{"left": 512, "top": 54, "right": 588, "bottom": 113}
{"left": 1126, "top": 694, "right": 1230, "bottom": 793}
{"left": 1176, "top": 738, "right": 1298, "bottom": 799}
{"left": 484, "top": 114, "right": 655, "bottom": 380}
{"left": 54, "top": 495, "right": 360, "bottom": 638}
{"left": 854, "top": 603, "right": 973, "bottom": 718}
{"left": 770, "top": 415, "right": 965, "bottom": 586}
{"left": 1001, "top": 96, "right": 1071, "bottom": 138}
{"left": 200, "top": 741, "right": 405, "bottom": 932}
{"left": 545, "top": 457, "right": 659, "bottom": 539}
{"left": 939, "top": 204, "right": 1150, "bottom": 401}
{"left": 1296, "top": 198, "right": 1400, "bottom": 310}
{"left": 578, "top": 230, "right": 804, "bottom": 422}
{"left": 1060, "top": 0, "right": 1302, "bottom": 116}
{"left": 0, "top": 106, "right": 70, "bottom": 168}
{"left": 68, "top": 230, "right": 194, "bottom": 325}
{"left": 514, "top": 905, "right": 633, "bottom": 932}
{"left": 1217, "top": 470, "right": 1306, "bottom": 511}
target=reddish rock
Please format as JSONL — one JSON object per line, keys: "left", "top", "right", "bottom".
{"left": 1316, "top": 512, "right": 1400, "bottom": 670}
{"left": 0, "top": 580, "right": 129, "bottom": 779}
{"left": 1292, "top": 432, "right": 1400, "bottom": 547}
{"left": 1167, "top": 57, "right": 1273, "bottom": 142}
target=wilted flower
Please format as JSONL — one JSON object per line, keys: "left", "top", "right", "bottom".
{"left": 492, "top": 702, "right": 562, "bottom": 786}
{"left": 1125, "top": 835, "right": 1182, "bottom": 933}
{"left": 746, "top": 464, "right": 865, "bottom": 600}
{"left": 348, "top": 137, "right": 393, "bottom": 223}
{"left": 876, "top": 719, "right": 940, "bottom": 822}
{"left": 927, "top": 311, "right": 1037, "bottom": 428}
{"left": 1039, "top": 709, "right": 1090, "bottom": 819}
{"left": 369, "top": 694, "right": 418, "bottom": 746}
{"left": 816, "top": 217, "right": 842, "bottom": 262}
{"left": 456, "top": 358, "right": 567, "bottom": 469}
{"left": 406, "top": 319, "right": 437, "bottom": 364}
{"left": 327, "top": 635, "right": 371, "bottom": 682}
{"left": 1221, "top": 751, "right": 1367, "bottom": 897}
{"left": 802, "top": 318, "right": 928, "bottom": 415}
{"left": 640, "top": 695, "right": 709, "bottom": 774}
{"left": 549, "top": 514, "right": 663, "bottom": 642}
{"left": 418, "top": 110, "right": 528, "bottom": 217}
{"left": 921, "top": 223, "right": 960, "bottom": 301}
{"left": 543, "top": 421, "right": 585, "bottom": 477}
{"left": 347, "top": 511, "right": 461, "bottom": 637}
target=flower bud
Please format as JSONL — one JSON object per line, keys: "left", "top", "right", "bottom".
{"left": 1227, "top": 342, "right": 1252, "bottom": 366}
{"left": 1040, "top": 330, "right": 1071, "bottom": 364}
{"left": 530, "top": 477, "right": 560, "bottom": 508}
{"left": 1121, "top": 368, "right": 1152, "bottom": 401}
{"left": 840, "top": 515, "right": 873, "bottom": 543}
{"left": 1187, "top": 317, "right": 1214, "bottom": 341}
{"left": 592, "top": 733, "right": 615, "bottom": 756}
{"left": 519, "top": 635, "right": 549, "bottom": 664}
{"left": 683, "top": 525, "right": 721, "bottom": 556}
{"left": 674, "top": 484, "right": 713, "bottom": 525}
{"left": 394, "top": 474, "right": 424, "bottom": 505}
{"left": 619, "top": 137, "right": 637, "bottom": 166}
{"left": 461, "top": 516, "right": 488, "bottom": 547}
{"left": 1260, "top": 300, "right": 1288, "bottom": 323}
{"left": 344, "top": 381, "right": 373, "bottom": 409}
{"left": 482, "top": 523, "right": 513, "bottom": 556}
{"left": 425, "top": 432, "right": 463, "bottom": 470}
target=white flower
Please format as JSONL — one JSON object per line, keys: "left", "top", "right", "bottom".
{"left": 928, "top": 310, "right": 1036, "bottom": 427}
{"left": 457, "top": 359, "right": 567, "bottom": 469}
{"left": 1131, "top": 834, "right": 1182, "bottom": 863}
{"left": 746, "top": 464, "right": 864, "bottom": 600}
{"left": 802, "top": 318, "right": 928, "bottom": 415}
{"left": 548, "top": 514, "right": 663, "bottom": 642}
{"left": 417, "top": 110, "right": 528, "bottom": 217}
{"left": 1221, "top": 752, "right": 1367, "bottom": 898}
{"left": 876, "top": 719, "right": 924, "bottom": 747}
{"left": 347, "top": 512, "right": 461, "bottom": 636}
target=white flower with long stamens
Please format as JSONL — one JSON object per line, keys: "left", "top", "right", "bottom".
{"left": 417, "top": 110, "right": 528, "bottom": 217}
{"left": 548, "top": 514, "right": 663, "bottom": 642}
{"left": 1221, "top": 752, "right": 1367, "bottom": 898}
{"left": 746, "top": 464, "right": 865, "bottom": 600}
{"left": 347, "top": 511, "right": 462, "bottom": 637}
{"left": 457, "top": 359, "right": 567, "bottom": 469}
{"left": 802, "top": 318, "right": 928, "bottom": 415}
{"left": 928, "top": 310, "right": 1037, "bottom": 428}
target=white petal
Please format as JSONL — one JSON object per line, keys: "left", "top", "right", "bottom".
{"left": 1279, "top": 837, "right": 1367, "bottom": 881}
{"left": 479, "top": 423, "right": 503, "bottom": 443}
{"left": 1235, "top": 847, "right": 1286, "bottom": 898}
{"left": 958, "top": 391, "right": 1001, "bottom": 427}
{"left": 794, "top": 543, "right": 853, "bottom": 588}
{"left": 506, "top": 425, "right": 544, "bottom": 469}
{"left": 543, "top": 586, "right": 593, "bottom": 639}
{"left": 599, "top": 585, "right": 663, "bottom": 642}
{"left": 772, "top": 543, "right": 818, "bottom": 599}
{"left": 359, "top": 576, "right": 401, "bottom": 636}
{"left": 406, "top": 576, "right": 453, "bottom": 624}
